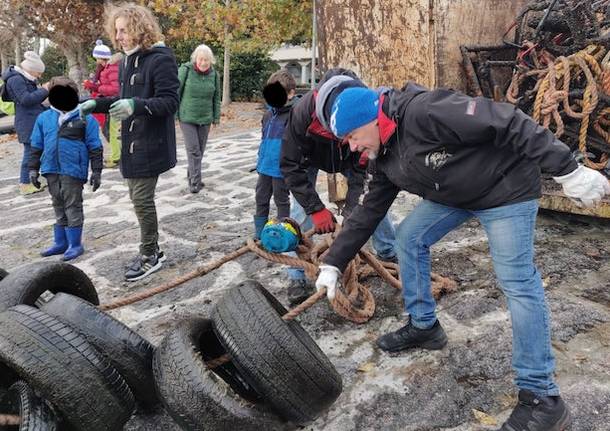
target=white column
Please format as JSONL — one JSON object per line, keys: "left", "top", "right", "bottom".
{"left": 298, "top": 61, "right": 310, "bottom": 84}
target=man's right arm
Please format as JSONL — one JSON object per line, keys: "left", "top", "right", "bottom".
{"left": 280, "top": 97, "right": 325, "bottom": 214}
{"left": 322, "top": 170, "right": 400, "bottom": 272}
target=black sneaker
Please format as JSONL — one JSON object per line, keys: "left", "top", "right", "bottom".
{"left": 377, "top": 254, "right": 398, "bottom": 264}
{"left": 126, "top": 250, "right": 166, "bottom": 268}
{"left": 376, "top": 317, "right": 448, "bottom": 352}
{"left": 287, "top": 279, "right": 314, "bottom": 305}
{"left": 125, "top": 250, "right": 166, "bottom": 282}
{"left": 499, "top": 390, "right": 572, "bottom": 431}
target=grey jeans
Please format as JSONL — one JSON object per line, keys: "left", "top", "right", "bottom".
{"left": 255, "top": 174, "right": 290, "bottom": 219}
{"left": 180, "top": 122, "right": 210, "bottom": 186}
{"left": 46, "top": 174, "right": 85, "bottom": 227}
{"left": 126, "top": 177, "right": 159, "bottom": 256}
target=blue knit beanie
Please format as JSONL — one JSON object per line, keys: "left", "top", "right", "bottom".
{"left": 92, "top": 40, "right": 112, "bottom": 59}
{"left": 330, "top": 87, "right": 379, "bottom": 138}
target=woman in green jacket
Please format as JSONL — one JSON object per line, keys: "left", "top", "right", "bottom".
{"left": 178, "top": 44, "right": 221, "bottom": 193}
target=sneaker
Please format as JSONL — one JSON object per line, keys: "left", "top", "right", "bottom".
{"left": 126, "top": 250, "right": 166, "bottom": 268}
{"left": 376, "top": 317, "right": 448, "bottom": 352}
{"left": 125, "top": 250, "right": 166, "bottom": 282}
{"left": 20, "top": 183, "right": 45, "bottom": 195}
{"left": 499, "top": 390, "right": 572, "bottom": 431}
{"left": 287, "top": 279, "right": 314, "bottom": 305}
{"left": 377, "top": 254, "right": 398, "bottom": 264}
{"left": 189, "top": 183, "right": 201, "bottom": 194}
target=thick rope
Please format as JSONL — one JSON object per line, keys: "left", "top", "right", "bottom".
{"left": 0, "top": 415, "right": 19, "bottom": 426}
{"left": 358, "top": 250, "right": 401, "bottom": 290}
{"left": 100, "top": 245, "right": 251, "bottom": 311}
{"left": 529, "top": 45, "right": 609, "bottom": 170}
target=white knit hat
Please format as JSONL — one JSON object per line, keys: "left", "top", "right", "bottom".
{"left": 92, "top": 40, "right": 112, "bottom": 59}
{"left": 20, "top": 51, "right": 45, "bottom": 74}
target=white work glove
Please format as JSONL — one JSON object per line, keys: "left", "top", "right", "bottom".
{"left": 316, "top": 265, "right": 342, "bottom": 301}
{"left": 553, "top": 165, "right": 610, "bottom": 208}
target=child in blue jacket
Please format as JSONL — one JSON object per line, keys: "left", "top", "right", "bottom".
{"left": 29, "top": 77, "right": 103, "bottom": 261}
{"left": 253, "top": 69, "right": 297, "bottom": 238}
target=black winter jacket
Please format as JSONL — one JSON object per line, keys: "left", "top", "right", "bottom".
{"left": 280, "top": 90, "right": 365, "bottom": 214}
{"left": 95, "top": 45, "right": 179, "bottom": 178}
{"left": 323, "top": 82, "right": 578, "bottom": 271}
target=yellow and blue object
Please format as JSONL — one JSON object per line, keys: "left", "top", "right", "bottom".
{"left": 260, "top": 218, "right": 302, "bottom": 253}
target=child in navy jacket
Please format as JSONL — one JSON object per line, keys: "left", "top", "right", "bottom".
{"left": 29, "top": 77, "right": 103, "bottom": 261}
{"left": 253, "top": 70, "right": 297, "bottom": 238}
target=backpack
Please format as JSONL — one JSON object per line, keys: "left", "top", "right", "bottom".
{"left": 0, "top": 79, "right": 15, "bottom": 115}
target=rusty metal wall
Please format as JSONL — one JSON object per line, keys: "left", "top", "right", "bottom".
{"left": 317, "top": 0, "right": 529, "bottom": 89}
{"left": 434, "top": 0, "right": 529, "bottom": 91}
{"left": 317, "top": 0, "right": 433, "bottom": 88}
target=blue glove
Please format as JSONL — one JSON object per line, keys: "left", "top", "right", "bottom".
{"left": 79, "top": 99, "right": 97, "bottom": 120}
{"left": 109, "top": 99, "right": 134, "bottom": 120}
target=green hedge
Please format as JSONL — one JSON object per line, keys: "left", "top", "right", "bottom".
{"left": 41, "top": 46, "right": 67, "bottom": 82}
{"left": 223, "top": 51, "right": 279, "bottom": 101}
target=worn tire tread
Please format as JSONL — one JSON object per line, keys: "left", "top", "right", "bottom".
{"left": 0, "top": 262, "right": 98, "bottom": 312}
{"left": 153, "top": 318, "right": 287, "bottom": 431}
{"left": 0, "top": 305, "right": 134, "bottom": 431}
{"left": 41, "top": 293, "right": 157, "bottom": 411}
{"left": 212, "top": 280, "right": 342, "bottom": 425}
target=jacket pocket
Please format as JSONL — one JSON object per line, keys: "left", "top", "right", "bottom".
{"left": 409, "top": 160, "right": 441, "bottom": 192}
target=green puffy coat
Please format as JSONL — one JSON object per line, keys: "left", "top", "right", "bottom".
{"left": 178, "top": 62, "right": 221, "bottom": 125}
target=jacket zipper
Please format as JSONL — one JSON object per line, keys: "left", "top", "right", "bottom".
{"left": 55, "top": 120, "right": 63, "bottom": 173}
{"left": 262, "top": 111, "right": 278, "bottom": 155}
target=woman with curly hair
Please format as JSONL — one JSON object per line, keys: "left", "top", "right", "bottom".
{"left": 80, "top": 2, "right": 179, "bottom": 281}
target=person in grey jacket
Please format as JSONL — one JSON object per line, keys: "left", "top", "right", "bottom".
{"left": 315, "top": 84, "right": 610, "bottom": 431}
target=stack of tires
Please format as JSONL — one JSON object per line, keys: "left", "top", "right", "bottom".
{"left": 0, "top": 264, "right": 342, "bottom": 430}
{"left": 154, "top": 280, "right": 343, "bottom": 430}
{"left": 0, "top": 262, "right": 155, "bottom": 430}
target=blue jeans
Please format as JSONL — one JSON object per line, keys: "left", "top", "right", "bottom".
{"left": 20, "top": 142, "right": 31, "bottom": 184}
{"left": 396, "top": 199, "right": 558, "bottom": 396}
{"left": 286, "top": 167, "right": 397, "bottom": 280}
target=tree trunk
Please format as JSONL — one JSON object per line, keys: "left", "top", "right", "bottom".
{"left": 14, "top": 34, "right": 22, "bottom": 65}
{"left": 1, "top": 51, "right": 7, "bottom": 73}
{"left": 221, "top": 0, "right": 231, "bottom": 107}
{"left": 62, "top": 47, "right": 85, "bottom": 87}
{"left": 222, "top": 34, "right": 231, "bottom": 107}
{"left": 32, "top": 37, "right": 41, "bottom": 55}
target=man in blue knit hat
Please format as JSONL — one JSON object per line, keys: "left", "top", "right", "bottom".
{"left": 315, "top": 84, "right": 610, "bottom": 431}
{"left": 279, "top": 68, "right": 397, "bottom": 305}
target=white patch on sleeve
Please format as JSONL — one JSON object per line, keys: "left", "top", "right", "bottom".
{"left": 466, "top": 100, "right": 476, "bottom": 116}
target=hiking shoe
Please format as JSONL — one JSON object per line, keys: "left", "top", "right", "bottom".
{"left": 376, "top": 317, "right": 448, "bottom": 352}
{"left": 499, "top": 390, "right": 572, "bottom": 431}
{"left": 287, "top": 279, "right": 314, "bottom": 305}
{"left": 20, "top": 183, "right": 45, "bottom": 195}
{"left": 125, "top": 250, "right": 166, "bottom": 282}
{"left": 377, "top": 254, "right": 398, "bottom": 264}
